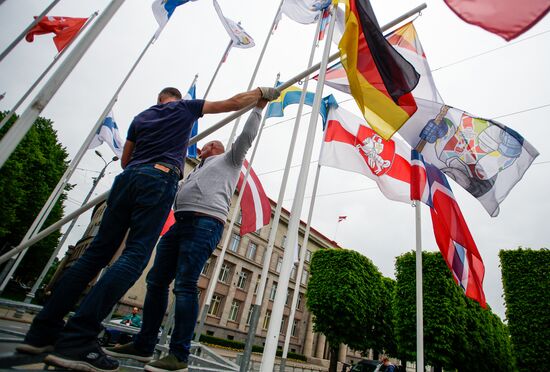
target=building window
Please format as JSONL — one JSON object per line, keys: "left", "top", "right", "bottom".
{"left": 301, "top": 269, "right": 309, "bottom": 285}
{"left": 246, "top": 306, "right": 254, "bottom": 325}
{"left": 282, "top": 235, "right": 287, "bottom": 247}
{"left": 254, "top": 277, "right": 260, "bottom": 294}
{"left": 208, "top": 295, "right": 222, "bottom": 316}
{"left": 290, "top": 265, "right": 297, "bottom": 280}
{"left": 228, "top": 300, "right": 240, "bottom": 322}
{"left": 218, "top": 263, "right": 231, "bottom": 283}
{"left": 291, "top": 320, "right": 299, "bottom": 336}
{"left": 201, "top": 258, "right": 211, "bottom": 276}
{"left": 285, "top": 289, "right": 293, "bottom": 306}
{"left": 269, "top": 282, "right": 278, "bottom": 301}
{"left": 280, "top": 316, "right": 287, "bottom": 334}
{"left": 262, "top": 310, "right": 271, "bottom": 330}
{"left": 236, "top": 271, "right": 248, "bottom": 290}
{"left": 305, "top": 249, "right": 312, "bottom": 262}
{"left": 297, "top": 293, "right": 303, "bottom": 310}
{"left": 276, "top": 257, "right": 283, "bottom": 273}
{"left": 229, "top": 233, "right": 240, "bottom": 252}
{"left": 246, "top": 242, "right": 257, "bottom": 260}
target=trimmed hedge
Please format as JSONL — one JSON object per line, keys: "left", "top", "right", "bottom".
{"left": 198, "top": 333, "right": 308, "bottom": 362}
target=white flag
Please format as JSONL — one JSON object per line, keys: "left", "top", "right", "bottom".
{"left": 88, "top": 110, "right": 123, "bottom": 157}
{"left": 213, "top": 0, "right": 255, "bottom": 48}
{"left": 281, "top": 0, "right": 332, "bottom": 24}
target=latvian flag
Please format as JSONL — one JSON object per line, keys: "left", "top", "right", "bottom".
{"left": 411, "top": 150, "right": 487, "bottom": 308}
{"left": 319, "top": 105, "right": 411, "bottom": 203}
{"left": 237, "top": 160, "right": 271, "bottom": 236}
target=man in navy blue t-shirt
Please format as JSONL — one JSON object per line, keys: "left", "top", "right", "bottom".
{"left": 18, "top": 85, "right": 280, "bottom": 372}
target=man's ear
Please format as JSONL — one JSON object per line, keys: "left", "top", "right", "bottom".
{"left": 197, "top": 147, "right": 202, "bottom": 156}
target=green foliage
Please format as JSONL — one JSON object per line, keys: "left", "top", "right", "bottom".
{"left": 0, "top": 111, "right": 69, "bottom": 290}
{"left": 371, "top": 277, "right": 397, "bottom": 357}
{"left": 394, "top": 251, "right": 515, "bottom": 371}
{"left": 306, "top": 248, "right": 384, "bottom": 354}
{"left": 500, "top": 248, "right": 550, "bottom": 371}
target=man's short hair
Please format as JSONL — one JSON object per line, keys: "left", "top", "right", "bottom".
{"left": 159, "top": 87, "right": 182, "bottom": 100}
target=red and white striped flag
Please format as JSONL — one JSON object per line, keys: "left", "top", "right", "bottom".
{"left": 237, "top": 160, "right": 271, "bottom": 236}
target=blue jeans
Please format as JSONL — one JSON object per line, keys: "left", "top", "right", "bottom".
{"left": 25, "top": 164, "right": 178, "bottom": 349}
{"left": 133, "top": 213, "right": 223, "bottom": 362}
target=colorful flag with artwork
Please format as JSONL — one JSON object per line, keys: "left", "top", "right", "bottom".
{"left": 183, "top": 83, "right": 199, "bottom": 158}
{"left": 88, "top": 110, "right": 124, "bottom": 157}
{"left": 411, "top": 150, "right": 487, "bottom": 308}
{"left": 213, "top": 0, "right": 255, "bottom": 48}
{"left": 152, "top": 0, "right": 195, "bottom": 37}
{"left": 281, "top": 0, "right": 332, "bottom": 24}
{"left": 26, "top": 16, "right": 87, "bottom": 52}
{"left": 443, "top": 0, "right": 550, "bottom": 41}
{"left": 237, "top": 160, "right": 271, "bottom": 236}
{"left": 320, "top": 105, "right": 412, "bottom": 203}
{"left": 338, "top": 0, "right": 419, "bottom": 139}
{"left": 400, "top": 99, "right": 539, "bottom": 217}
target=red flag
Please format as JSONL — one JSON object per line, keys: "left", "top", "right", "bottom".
{"left": 412, "top": 150, "right": 487, "bottom": 308}
{"left": 237, "top": 160, "right": 271, "bottom": 236}
{"left": 444, "top": 0, "right": 550, "bottom": 41}
{"left": 26, "top": 16, "right": 88, "bottom": 52}
{"left": 160, "top": 210, "right": 176, "bottom": 236}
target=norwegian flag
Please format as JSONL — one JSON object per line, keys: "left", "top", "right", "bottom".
{"left": 412, "top": 150, "right": 487, "bottom": 308}
{"left": 237, "top": 160, "right": 271, "bottom": 236}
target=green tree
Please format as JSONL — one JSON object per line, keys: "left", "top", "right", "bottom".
{"left": 0, "top": 111, "right": 69, "bottom": 297}
{"left": 500, "top": 248, "right": 550, "bottom": 371}
{"left": 306, "top": 248, "right": 384, "bottom": 372}
{"left": 371, "top": 277, "right": 397, "bottom": 359}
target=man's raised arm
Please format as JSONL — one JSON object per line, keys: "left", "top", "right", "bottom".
{"left": 202, "top": 87, "right": 279, "bottom": 114}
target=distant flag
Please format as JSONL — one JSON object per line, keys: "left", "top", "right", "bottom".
{"left": 338, "top": 0, "right": 419, "bottom": 139}
{"left": 315, "top": 62, "right": 350, "bottom": 94}
{"left": 213, "top": 0, "right": 255, "bottom": 49}
{"left": 266, "top": 83, "right": 338, "bottom": 128}
{"left": 281, "top": 0, "right": 332, "bottom": 24}
{"left": 337, "top": 215, "right": 347, "bottom": 222}
{"left": 88, "top": 110, "right": 124, "bottom": 157}
{"left": 237, "top": 160, "right": 271, "bottom": 236}
{"left": 160, "top": 210, "right": 176, "bottom": 236}
{"left": 443, "top": 0, "right": 550, "bottom": 41}
{"left": 0, "top": 92, "right": 5, "bottom": 102}
{"left": 25, "top": 16, "right": 88, "bottom": 52}
{"left": 318, "top": 7, "right": 331, "bottom": 41}
{"left": 152, "top": 0, "right": 196, "bottom": 38}
{"left": 319, "top": 105, "right": 412, "bottom": 203}
{"left": 411, "top": 150, "right": 487, "bottom": 308}
{"left": 183, "top": 83, "right": 198, "bottom": 158}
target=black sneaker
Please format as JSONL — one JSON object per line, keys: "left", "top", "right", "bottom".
{"left": 103, "top": 342, "right": 153, "bottom": 362}
{"left": 44, "top": 344, "right": 119, "bottom": 372}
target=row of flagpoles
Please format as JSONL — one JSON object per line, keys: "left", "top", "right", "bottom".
{"left": 1, "top": 0, "right": 547, "bottom": 371}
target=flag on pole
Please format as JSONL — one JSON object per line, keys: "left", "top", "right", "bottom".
{"left": 183, "top": 83, "right": 199, "bottom": 158}
{"left": 152, "top": 0, "right": 195, "bottom": 37}
{"left": 320, "top": 105, "right": 412, "bottom": 203}
{"left": 338, "top": 0, "right": 419, "bottom": 139}
{"left": 213, "top": 0, "right": 255, "bottom": 49}
{"left": 281, "top": 0, "right": 332, "bottom": 24}
{"left": 25, "top": 16, "right": 88, "bottom": 52}
{"left": 338, "top": 215, "right": 347, "bottom": 222}
{"left": 400, "top": 99, "right": 539, "bottom": 217}
{"left": 88, "top": 110, "right": 124, "bottom": 157}
{"left": 237, "top": 160, "right": 271, "bottom": 236}
{"left": 160, "top": 210, "right": 176, "bottom": 236}
{"left": 443, "top": 0, "right": 550, "bottom": 41}
{"left": 0, "top": 92, "right": 5, "bottom": 101}
{"left": 411, "top": 150, "right": 487, "bottom": 308}
{"left": 318, "top": 7, "right": 332, "bottom": 40}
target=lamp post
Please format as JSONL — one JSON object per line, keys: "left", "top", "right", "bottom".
{"left": 23, "top": 151, "right": 118, "bottom": 304}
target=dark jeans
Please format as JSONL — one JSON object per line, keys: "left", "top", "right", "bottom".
{"left": 25, "top": 164, "right": 178, "bottom": 349}
{"left": 133, "top": 213, "right": 223, "bottom": 362}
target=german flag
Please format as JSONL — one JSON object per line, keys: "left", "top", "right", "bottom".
{"left": 338, "top": 0, "right": 420, "bottom": 139}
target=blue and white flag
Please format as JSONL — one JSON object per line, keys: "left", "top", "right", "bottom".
{"left": 184, "top": 83, "right": 199, "bottom": 158}
{"left": 89, "top": 110, "right": 123, "bottom": 157}
{"left": 152, "top": 0, "right": 196, "bottom": 38}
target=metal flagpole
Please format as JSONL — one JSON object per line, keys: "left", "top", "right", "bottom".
{"left": 0, "top": 3, "right": 427, "bottom": 267}
{"left": 22, "top": 153, "right": 118, "bottom": 304}
{"left": 279, "top": 118, "right": 329, "bottom": 372}
{"left": 194, "top": 73, "right": 280, "bottom": 341}
{"left": 239, "top": 13, "right": 323, "bottom": 372}
{"left": 260, "top": 3, "right": 338, "bottom": 370}
{"left": 0, "top": 31, "right": 157, "bottom": 293}
{"left": 0, "top": 12, "right": 98, "bottom": 132}
{"left": 203, "top": 39, "right": 232, "bottom": 99}
{"left": 225, "top": 0, "right": 284, "bottom": 148}
{"left": 0, "top": 0, "right": 127, "bottom": 169}
{"left": 415, "top": 202, "right": 424, "bottom": 371}
{"left": 0, "top": 0, "right": 62, "bottom": 63}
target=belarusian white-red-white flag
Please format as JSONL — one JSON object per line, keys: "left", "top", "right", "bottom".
{"left": 319, "top": 105, "right": 412, "bottom": 203}
{"left": 237, "top": 160, "right": 271, "bottom": 236}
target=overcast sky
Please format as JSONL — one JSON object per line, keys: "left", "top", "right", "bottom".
{"left": 1, "top": 0, "right": 549, "bottom": 320}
